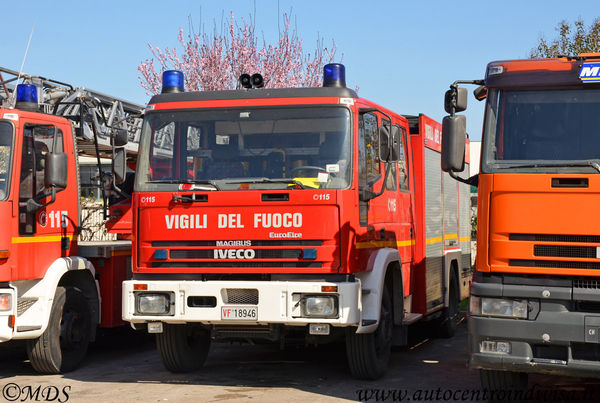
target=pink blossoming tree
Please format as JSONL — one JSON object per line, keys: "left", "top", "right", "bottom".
{"left": 138, "top": 11, "right": 337, "bottom": 94}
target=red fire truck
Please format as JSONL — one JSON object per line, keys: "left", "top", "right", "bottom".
{"left": 123, "top": 64, "right": 472, "bottom": 379}
{"left": 442, "top": 53, "right": 600, "bottom": 390}
{"left": 0, "top": 67, "right": 141, "bottom": 373}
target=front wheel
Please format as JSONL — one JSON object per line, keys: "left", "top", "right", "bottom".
{"left": 156, "top": 324, "right": 211, "bottom": 373}
{"left": 26, "top": 286, "right": 92, "bottom": 373}
{"left": 346, "top": 286, "right": 393, "bottom": 380}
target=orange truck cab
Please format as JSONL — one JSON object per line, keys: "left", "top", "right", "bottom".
{"left": 442, "top": 53, "right": 600, "bottom": 389}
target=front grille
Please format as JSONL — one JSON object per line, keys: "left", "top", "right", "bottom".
{"left": 510, "top": 234, "right": 600, "bottom": 243}
{"left": 534, "top": 245, "right": 597, "bottom": 258}
{"left": 533, "top": 345, "right": 568, "bottom": 362}
{"left": 170, "top": 249, "right": 302, "bottom": 259}
{"left": 574, "top": 279, "right": 600, "bottom": 289}
{"left": 153, "top": 240, "right": 322, "bottom": 247}
{"left": 149, "top": 239, "right": 328, "bottom": 269}
{"left": 572, "top": 343, "right": 600, "bottom": 361}
{"left": 17, "top": 298, "right": 37, "bottom": 316}
{"left": 510, "top": 259, "right": 600, "bottom": 270}
{"left": 151, "top": 261, "right": 322, "bottom": 268}
{"left": 576, "top": 301, "right": 600, "bottom": 313}
{"left": 223, "top": 288, "right": 259, "bottom": 304}
{"left": 212, "top": 325, "right": 280, "bottom": 341}
{"left": 187, "top": 296, "right": 217, "bottom": 307}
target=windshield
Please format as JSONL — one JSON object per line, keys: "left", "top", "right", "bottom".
{"left": 136, "top": 106, "right": 352, "bottom": 191}
{"left": 0, "top": 121, "right": 13, "bottom": 200}
{"left": 482, "top": 88, "right": 600, "bottom": 173}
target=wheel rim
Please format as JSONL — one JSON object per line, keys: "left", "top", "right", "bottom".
{"left": 185, "top": 326, "right": 207, "bottom": 350}
{"left": 374, "top": 295, "right": 392, "bottom": 358}
{"left": 60, "top": 307, "right": 87, "bottom": 351}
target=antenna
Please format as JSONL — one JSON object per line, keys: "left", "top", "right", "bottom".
{"left": 12, "top": 24, "right": 35, "bottom": 106}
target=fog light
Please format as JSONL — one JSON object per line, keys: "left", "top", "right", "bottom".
{"left": 136, "top": 293, "right": 172, "bottom": 315}
{"left": 309, "top": 323, "right": 330, "bottom": 335}
{"left": 302, "top": 295, "right": 338, "bottom": 318}
{"left": 480, "top": 340, "right": 511, "bottom": 354}
{"left": 147, "top": 322, "right": 164, "bottom": 334}
{"left": 481, "top": 297, "right": 528, "bottom": 319}
{"left": 0, "top": 294, "right": 11, "bottom": 311}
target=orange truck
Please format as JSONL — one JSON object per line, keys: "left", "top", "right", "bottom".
{"left": 442, "top": 53, "right": 600, "bottom": 389}
{"left": 0, "top": 67, "right": 141, "bottom": 373}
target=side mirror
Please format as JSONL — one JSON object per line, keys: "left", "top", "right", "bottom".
{"left": 390, "top": 125, "right": 401, "bottom": 162}
{"left": 44, "top": 152, "right": 68, "bottom": 188}
{"left": 378, "top": 125, "right": 390, "bottom": 161}
{"left": 474, "top": 85, "right": 488, "bottom": 101}
{"left": 113, "top": 147, "right": 127, "bottom": 185}
{"left": 444, "top": 87, "right": 468, "bottom": 113}
{"left": 441, "top": 115, "right": 466, "bottom": 172}
{"left": 112, "top": 128, "right": 129, "bottom": 147}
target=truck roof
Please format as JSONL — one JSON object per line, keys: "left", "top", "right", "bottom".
{"left": 149, "top": 86, "right": 358, "bottom": 105}
{"left": 484, "top": 53, "right": 600, "bottom": 88}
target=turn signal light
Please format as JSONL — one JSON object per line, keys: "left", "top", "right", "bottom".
{"left": 0, "top": 250, "right": 9, "bottom": 259}
{"left": 134, "top": 284, "right": 148, "bottom": 291}
{"left": 321, "top": 285, "right": 338, "bottom": 292}
{"left": 0, "top": 294, "right": 11, "bottom": 311}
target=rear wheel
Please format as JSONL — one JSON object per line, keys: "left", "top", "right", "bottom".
{"left": 436, "top": 274, "right": 460, "bottom": 338}
{"left": 346, "top": 286, "right": 393, "bottom": 380}
{"left": 156, "top": 324, "right": 211, "bottom": 373}
{"left": 26, "top": 286, "right": 92, "bottom": 373}
{"left": 480, "top": 369, "right": 528, "bottom": 402}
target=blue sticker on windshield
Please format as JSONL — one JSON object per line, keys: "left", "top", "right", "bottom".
{"left": 579, "top": 62, "right": 600, "bottom": 82}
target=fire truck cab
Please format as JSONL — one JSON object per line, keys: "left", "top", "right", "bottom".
{"left": 0, "top": 69, "right": 140, "bottom": 373}
{"left": 124, "top": 65, "right": 472, "bottom": 379}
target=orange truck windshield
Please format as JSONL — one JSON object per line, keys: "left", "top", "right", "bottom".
{"left": 482, "top": 87, "right": 600, "bottom": 173}
{"left": 137, "top": 106, "right": 352, "bottom": 191}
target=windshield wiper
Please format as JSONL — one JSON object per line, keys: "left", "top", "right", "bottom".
{"left": 499, "top": 160, "right": 600, "bottom": 173}
{"left": 150, "top": 179, "right": 220, "bottom": 190}
{"left": 225, "top": 177, "right": 306, "bottom": 189}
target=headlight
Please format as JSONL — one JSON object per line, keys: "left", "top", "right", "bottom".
{"left": 471, "top": 296, "right": 528, "bottom": 319}
{"left": 136, "top": 293, "right": 172, "bottom": 315}
{"left": 0, "top": 294, "right": 11, "bottom": 311}
{"left": 302, "top": 295, "right": 338, "bottom": 318}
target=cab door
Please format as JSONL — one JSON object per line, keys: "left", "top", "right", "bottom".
{"left": 14, "top": 121, "right": 75, "bottom": 281}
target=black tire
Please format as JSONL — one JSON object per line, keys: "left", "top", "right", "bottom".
{"left": 346, "top": 286, "right": 393, "bottom": 380}
{"left": 480, "top": 369, "right": 528, "bottom": 403}
{"left": 436, "top": 274, "right": 460, "bottom": 338}
{"left": 156, "top": 324, "right": 211, "bottom": 373}
{"left": 26, "top": 286, "right": 92, "bottom": 373}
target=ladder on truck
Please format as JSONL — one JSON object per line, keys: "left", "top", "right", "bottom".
{"left": 0, "top": 66, "right": 144, "bottom": 241}
{"left": 0, "top": 66, "right": 144, "bottom": 157}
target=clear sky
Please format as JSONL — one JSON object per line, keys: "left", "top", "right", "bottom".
{"left": 3, "top": 0, "right": 597, "bottom": 140}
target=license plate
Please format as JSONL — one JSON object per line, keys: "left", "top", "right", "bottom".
{"left": 221, "top": 306, "right": 258, "bottom": 321}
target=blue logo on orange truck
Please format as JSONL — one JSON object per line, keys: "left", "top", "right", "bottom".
{"left": 579, "top": 62, "right": 600, "bottom": 82}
